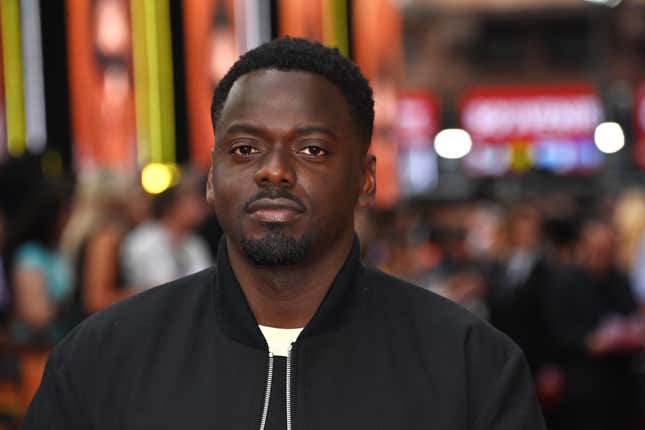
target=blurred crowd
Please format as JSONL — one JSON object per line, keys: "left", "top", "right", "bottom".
{"left": 1, "top": 164, "right": 645, "bottom": 429}
{"left": 0, "top": 166, "right": 221, "bottom": 426}
{"left": 358, "top": 189, "right": 645, "bottom": 430}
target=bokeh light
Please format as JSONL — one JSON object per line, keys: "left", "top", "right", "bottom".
{"left": 141, "top": 163, "right": 178, "bottom": 194}
{"left": 594, "top": 122, "right": 625, "bottom": 154}
{"left": 584, "top": 0, "right": 622, "bottom": 7}
{"left": 434, "top": 129, "right": 473, "bottom": 159}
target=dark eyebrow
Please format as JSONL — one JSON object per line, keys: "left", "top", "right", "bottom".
{"left": 221, "top": 123, "right": 338, "bottom": 140}
{"left": 293, "top": 126, "right": 337, "bottom": 139}
{"left": 222, "top": 123, "right": 267, "bottom": 137}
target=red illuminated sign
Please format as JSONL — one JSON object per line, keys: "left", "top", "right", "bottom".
{"left": 394, "top": 91, "right": 439, "bottom": 144}
{"left": 394, "top": 91, "right": 440, "bottom": 195}
{"left": 459, "top": 84, "right": 605, "bottom": 176}
{"left": 460, "top": 84, "right": 602, "bottom": 143}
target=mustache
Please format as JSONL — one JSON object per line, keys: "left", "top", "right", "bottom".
{"left": 243, "top": 189, "right": 306, "bottom": 212}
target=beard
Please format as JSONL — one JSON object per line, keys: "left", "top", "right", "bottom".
{"left": 240, "top": 227, "right": 311, "bottom": 266}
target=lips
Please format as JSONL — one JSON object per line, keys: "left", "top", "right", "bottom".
{"left": 245, "top": 197, "right": 305, "bottom": 223}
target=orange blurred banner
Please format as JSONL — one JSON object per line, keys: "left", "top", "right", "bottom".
{"left": 66, "top": 0, "right": 138, "bottom": 172}
{"left": 183, "top": 0, "right": 239, "bottom": 170}
{"left": 278, "top": 0, "right": 324, "bottom": 41}
{"left": 353, "top": 0, "right": 404, "bottom": 208}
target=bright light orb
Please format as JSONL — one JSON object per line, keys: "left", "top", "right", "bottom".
{"left": 584, "top": 0, "right": 622, "bottom": 7}
{"left": 434, "top": 128, "right": 473, "bottom": 159}
{"left": 141, "top": 163, "right": 174, "bottom": 194}
{"left": 594, "top": 122, "right": 625, "bottom": 154}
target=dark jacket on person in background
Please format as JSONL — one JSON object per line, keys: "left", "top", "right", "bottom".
{"left": 23, "top": 237, "right": 546, "bottom": 429}
{"left": 544, "top": 266, "right": 639, "bottom": 430}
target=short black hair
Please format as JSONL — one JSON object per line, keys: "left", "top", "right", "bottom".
{"left": 211, "top": 37, "right": 374, "bottom": 148}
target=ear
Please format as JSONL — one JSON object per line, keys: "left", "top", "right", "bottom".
{"left": 357, "top": 154, "right": 376, "bottom": 209}
{"left": 206, "top": 166, "right": 215, "bottom": 205}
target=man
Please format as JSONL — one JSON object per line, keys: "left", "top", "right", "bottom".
{"left": 23, "top": 38, "right": 545, "bottom": 429}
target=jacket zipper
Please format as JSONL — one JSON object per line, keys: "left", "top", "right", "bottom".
{"left": 259, "top": 352, "right": 274, "bottom": 430}
{"left": 286, "top": 343, "right": 294, "bottom": 430}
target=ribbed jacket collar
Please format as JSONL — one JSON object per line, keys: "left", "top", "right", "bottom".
{"left": 212, "top": 235, "right": 364, "bottom": 351}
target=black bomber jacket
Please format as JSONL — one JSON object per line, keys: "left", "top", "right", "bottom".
{"left": 23, "top": 237, "right": 546, "bottom": 429}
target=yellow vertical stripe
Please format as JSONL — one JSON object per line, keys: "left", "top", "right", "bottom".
{"left": 334, "top": 0, "right": 349, "bottom": 56}
{"left": 131, "top": 0, "right": 176, "bottom": 166}
{"left": 1, "top": 0, "right": 26, "bottom": 157}
{"left": 323, "top": 0, "right": 349, "bottom": 56}
{"left": 144, "top": 0, "right": 162, "bottom": 163}
{"left": 156, "top": 0, "right": 175, "bottom": 163}
{"left": 131, "top": 0, "right": 150, "bottom": 166}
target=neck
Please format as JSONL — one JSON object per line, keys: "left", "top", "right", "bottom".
{"left": 226, "top": 232, "right": 354, "bottom": 329}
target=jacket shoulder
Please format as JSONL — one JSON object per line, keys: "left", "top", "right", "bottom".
{"left": 87, "top": 266, "right": 214, "bottom": 325}
{"left": 53, "top": 267, "right": 217, "bottom": 363}
{"left": 363, "top": 267, "right": 479, "bottom": 323}
{"left": 362, "top": 266, "right": 517, "bottom": 351}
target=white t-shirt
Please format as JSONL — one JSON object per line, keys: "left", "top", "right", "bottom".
{"left": 121, "top": 221, "right": 212, "bottom": 289}
{"left": 258, "top": 325, "right": 303, "bottom": 357}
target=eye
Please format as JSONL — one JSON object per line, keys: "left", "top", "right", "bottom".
{"left": 230, "top": 145, "right": 260, "bottom": 156}
{"left": 298, "top": 145, "right": 327, "bottom": 157}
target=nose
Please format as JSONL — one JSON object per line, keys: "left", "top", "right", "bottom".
{"left": 254, "top": 146, "right": 296, "bottom": 188}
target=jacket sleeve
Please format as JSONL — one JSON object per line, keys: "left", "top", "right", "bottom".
{"left": 466, "top": 322, "right": 546, "bottom": 430}
{"left": 21, "top": 349, "right": 89, "bottom": 429}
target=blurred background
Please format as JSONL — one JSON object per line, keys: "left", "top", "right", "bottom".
{"left": 1, "top": 0, "right": 645, "bottom": 428}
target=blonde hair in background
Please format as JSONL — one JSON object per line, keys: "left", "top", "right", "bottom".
{"left": 59, "top": 170, "right": 134, "bottom": 263}
{"left": 613, "top": 188, "right": 645, "bottom": 271}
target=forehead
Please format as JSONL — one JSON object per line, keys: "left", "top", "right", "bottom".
{"left": 216, "top": 69, "right": 356, "bottom": 136}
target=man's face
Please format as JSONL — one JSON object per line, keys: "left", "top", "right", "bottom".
{"left": 209, "top": 70, "right": 375, "bottom": 265}
{"left": 580, "top": 224, "right": 616, "bottom": 274}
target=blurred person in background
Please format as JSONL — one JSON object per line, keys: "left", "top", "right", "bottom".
{"left": 530, "top": 213, "right": 581, "bottom": 418}
{"left": 492, "top": 206, "right": 543, "bottom": 300}
{"left": 120, "top": 172, "right": 212, "bottom": 288}
{"left": 465, "top": 203, "right": 504, "bottom": 264}
{"left": 60, "top": 170, "right": 150, "bottom": 317}
{"left": 614, "top": 188, "right": 645, "bottom": 312}
{"left": 485, "top": 205, "right": 549, "bottom": 373}
{"left": 373, "top": 208, "right": 444, "bottom": 288}
{"left": 541, "top": 216, "right": 580, "bottom": 270}
{"left": 8, "top": 178, "right": 75, "bottom": 409}
{"left": 356, "top": 210, "right": 397, "bottom": 267}
{"left": 376, "top": 209, "right": 417, "bottom": 277}
{"left": 422, "top": 225, "right": 489, "bottom": 319}
{"left": 0, "top": 210, "right": 19, "bottom": 423}
{"left": 545, "top": 220, "right": 643, "bottom": 430}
